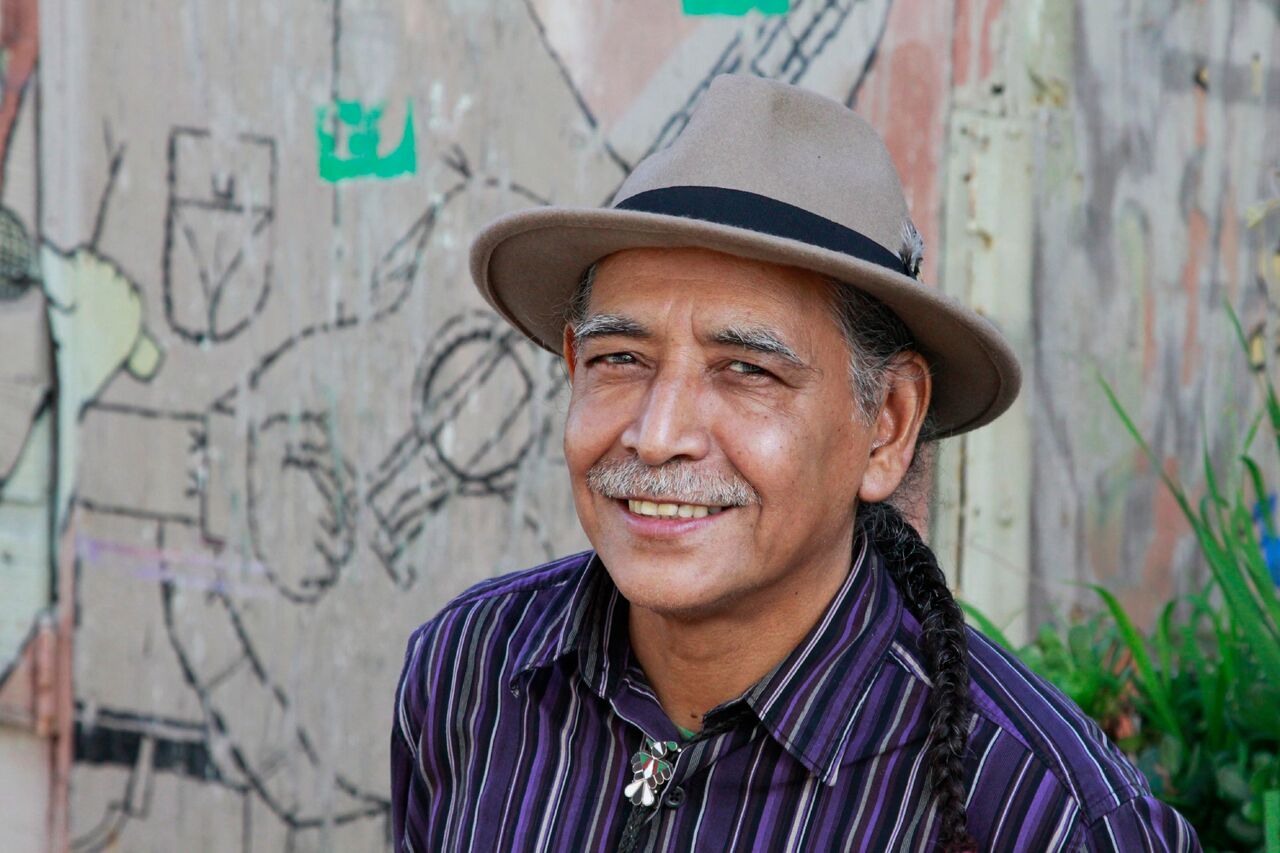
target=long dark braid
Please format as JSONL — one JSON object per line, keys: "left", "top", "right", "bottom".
{"left": 829, "top": 272, "right": 976, "bottom": 851}
{"left": 858, "top": 500, "right": 976, "bottom": 852}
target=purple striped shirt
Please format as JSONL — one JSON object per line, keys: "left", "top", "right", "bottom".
{"left": 391, "top": 536, "right": 1200, "bottom": 851}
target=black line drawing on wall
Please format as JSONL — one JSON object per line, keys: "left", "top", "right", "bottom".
{"left": 247, "top": 411, "right": 359, "bottom": 604}
{"left": 162, "top": 128, "right": 278, "bottom": 345}
{"left": 157, "top": 520, "right": 391, "bottom": 834}
{"left": 71, "top": 703, "right": 228, "bottom": 851}
{"left": 637, "top": 0, "right": 890, "bottom": 164}
{"left": 522, "top": 0, "right": 894, "bottom": 202}
{"left": 70, "top": 146, "right": 564, "bottom": 845}
{"left": 368, "top": 310, "right": 561, "bottom": 587}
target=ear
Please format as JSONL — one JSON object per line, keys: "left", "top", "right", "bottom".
{"left": 562, "top": 324, "right": 578, "bottom": 383}
{"left": 857, "top": 352, "right": 932, "bottom": 504}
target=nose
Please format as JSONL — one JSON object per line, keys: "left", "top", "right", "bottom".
{"left": 620, "top": 366, "right": 710, "bottom": 466}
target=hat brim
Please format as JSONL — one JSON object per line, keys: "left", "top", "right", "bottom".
{"left": 469, "top": 205, "right": 1021, "bottom": 439}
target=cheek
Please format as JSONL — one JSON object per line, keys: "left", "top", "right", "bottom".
{"left": 563, "top": 387, "right": 627, "bottom": 475}
{"left": 715, "top": 411, "right": 804, "bottom": 494}
{"left": 717, "top": 404, "right": 865, "bottom": 503}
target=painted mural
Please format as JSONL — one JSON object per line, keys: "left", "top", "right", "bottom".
{"left": 0, "top": 0, "right": 1274, "bottom": 850}
{"left": 10, "top": 1, "right": 905, "bottom": 849}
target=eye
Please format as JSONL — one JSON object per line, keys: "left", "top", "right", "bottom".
{"left": 727, "top": 360, "right": 767, "bottom": 376}
{"left": 589, "top": 352, "right": 638, "bottom": 367}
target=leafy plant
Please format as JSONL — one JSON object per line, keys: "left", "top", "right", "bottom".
{"left": 966, "top": 308, "right": 1280, "bottom": 851}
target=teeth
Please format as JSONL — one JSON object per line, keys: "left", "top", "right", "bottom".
{"left": 626, "top": 499, "right": 724, "bottom": 519}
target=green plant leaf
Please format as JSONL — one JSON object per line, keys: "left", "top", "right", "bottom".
{"left": 1091, "top": 584, "right": 1181, "bottom": 740}
{"left": 1264, "top": 788, "right": 1280, "bottom": 853}
{"left": 1219, "top": 764, "right": 1253, "bottom": 803}
{"left": 1228, "top": 498, "right": 1280, "bottom": 634}
{"left": 1243, "top": 456, "right": 1276, "bottom": 540}
{"left": 1090, "top": 332, "right": 1280, "bottom": 845}
{"left": 1154, "top": 601, "right": 1177, "bottom": 691}
{"left": 958, "top": 600, "right": 1014, "bottom": 650}
{"left": 1228, "top": 810, "right": 1265, "bottom": 845}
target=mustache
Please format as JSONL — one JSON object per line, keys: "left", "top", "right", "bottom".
{"left": 585, "top": 456, "right": 761, "bottom": 507}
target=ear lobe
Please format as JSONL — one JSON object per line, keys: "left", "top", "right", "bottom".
{"left": 857, "top": 442, "right": 898, "bottom": 504}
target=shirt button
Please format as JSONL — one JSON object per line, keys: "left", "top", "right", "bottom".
{"left": 663, "top": 787, "right": 685, "bottom": 809}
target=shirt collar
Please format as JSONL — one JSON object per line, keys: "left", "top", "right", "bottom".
{"left": 738, "top": 533, "right": 903, "bottom": 785}
{"left": 509, "top": 553, "right": 627, "bottom": 698}
{"left": 508, "top": 535, "right": 904, "bottom": 786}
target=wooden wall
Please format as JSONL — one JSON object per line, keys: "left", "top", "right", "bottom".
{"left": 0, "top": 1, "right": 1275, "bottom": 849}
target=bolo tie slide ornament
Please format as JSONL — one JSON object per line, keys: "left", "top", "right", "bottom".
{"left": 624, "top": 737, "right": 680, "bottom": 807}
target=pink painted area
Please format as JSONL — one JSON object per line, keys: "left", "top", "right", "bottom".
{"left": 854, "top": 0, "right": 951, "bottom": 283}
{"left": 1143, "top": 288, "right": 1156, "bottom": 375}
{"left": 528, "top": 0, "right": 701, "bottom": 131}
{"left": 952, "top": 0, "right": 974, "bottom": 88}
{"left": 0, "top": 0, "right": 38, "bottom": 191}
{"left": 77, "top": 535, "right": 268, "bottom": 577}
{"left": 952, "top": 0, "right": 1003, "bottom": 89}
{"left": 0, "top": 623, "right": 41, "bottom": 724}
{"left": 1133, "top": 458, "right": 1187, "bottom": 625}
{"left": 1181, "top": 207, "right": 1207, "bottom": 386}
{"left": 976, "top": 0, "right": 1002, "bottom": 84}
{"left": 1194, "top": 82, "right": 1208, "bottom": 148}
{"left": 1219, "top": 185, "right": 1239, "bottom": 304}
{"left": 48, "top": 523, "right": 76, "bottom": 853}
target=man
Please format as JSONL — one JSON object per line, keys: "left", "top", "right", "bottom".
{"left": 391, "top": 74, "right": 1199, "bottom": 851}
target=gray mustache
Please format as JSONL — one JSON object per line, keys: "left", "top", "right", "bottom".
{"left": 586, "top": 456, "right": 760, "bottom": 507}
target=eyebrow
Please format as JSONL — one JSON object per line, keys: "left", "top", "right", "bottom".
{"left": 712, "top": 324, "right": 806, "bottom": 367}
{"left": 571, "top": 313, "right": 651, "bottom": 342}
{"left": 572, "top": 314, "right": 808, "bottom": 369}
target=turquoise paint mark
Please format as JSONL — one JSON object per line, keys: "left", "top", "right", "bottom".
{"left": 315, "top": 99, "right": 416, "bottom": 183}
{"left": 682, "top": 0, "right": 788, "bottom": 15}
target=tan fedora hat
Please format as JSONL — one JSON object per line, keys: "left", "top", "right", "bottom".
{"left": 469, "top": 73, "right": 1021, "bottom": 438}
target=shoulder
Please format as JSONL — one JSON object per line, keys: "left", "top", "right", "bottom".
{"left": 394, "top": 551, "right": 594, "bottom": 720}
{"left": 431, "top": 549, "right": 595, "bottom": 616}
{"left": 959, "top": 625, "right": 1150, "bottom": 821}
{"left": 887, "top": 613, "right": 1197, "bottom": 848}
{"left": 402, "top": 548, "right": 593, "bottom": 654}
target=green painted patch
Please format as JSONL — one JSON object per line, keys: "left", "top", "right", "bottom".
{"left": 1266, "top": 789, "right": 1279, "bottom": 853}
{"left": 315, "top": 99, "right": 416, "bottom": 183}
{"left": 682, "top": 0, "right": 788, "bottom": 16}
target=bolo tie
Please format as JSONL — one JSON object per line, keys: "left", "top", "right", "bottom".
{"left": 617, "top": 716, "right": 737, "bottom": 853}
{"left": 623, "top": 737, "right": 680, "bottom": 807}
{"left": 618, "top": 737, "right": 682, "bottom": 853}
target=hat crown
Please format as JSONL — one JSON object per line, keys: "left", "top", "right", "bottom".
{"left": 613, "top": 74, "right": 911, "bottom": 258}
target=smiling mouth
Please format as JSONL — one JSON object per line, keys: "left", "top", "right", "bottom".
{"left": 622, "top": 499, "right": 727, "bottom": 519}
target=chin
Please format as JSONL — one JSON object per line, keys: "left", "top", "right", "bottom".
{"left": 602, "top": 551, "right": 742, "bottom": 617}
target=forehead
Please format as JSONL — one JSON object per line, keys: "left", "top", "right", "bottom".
{"left": 587, "top": 247, "right": 839, "bottom": 336}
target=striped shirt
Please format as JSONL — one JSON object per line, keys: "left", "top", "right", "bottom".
{"left": 391, "top": 535, "right": 1200, "bottom": 851}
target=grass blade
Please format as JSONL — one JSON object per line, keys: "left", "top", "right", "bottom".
{"left": 1092, "top": 584, "right": 1181, "bottom": 739}
{"left": 959, "top": 600, "right": 1015, "bottom": 650}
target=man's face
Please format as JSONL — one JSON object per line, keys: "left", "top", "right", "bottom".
{"left": 562, "top": 246, "right": 879, "bottom": 618}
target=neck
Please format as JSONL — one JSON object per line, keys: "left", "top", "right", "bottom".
{"left": 627, "top": 536, "right": 855, "bottom": 734}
